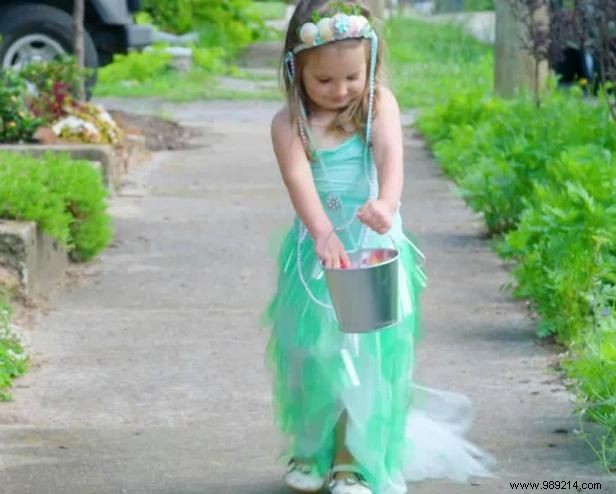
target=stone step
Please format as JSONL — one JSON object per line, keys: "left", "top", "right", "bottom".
{"left": 0, "top": 220, "right": 68, "bottom": 298}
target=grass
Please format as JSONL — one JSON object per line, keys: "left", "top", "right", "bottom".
{"left": 385, "top": 17, "right": 493, "bottom": 109}
{"left": 95, "top": 67, "right": 280, "bottom": 101}
{"left": 246, "top": 1, "right": 288, "bottom": 20}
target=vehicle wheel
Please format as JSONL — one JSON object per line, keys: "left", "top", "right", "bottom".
{"left": 0, "top": 3, "right": 99, "bottom": 98}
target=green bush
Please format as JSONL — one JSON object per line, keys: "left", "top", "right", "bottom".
{"left": 19, "top": 56, "right": 90, "bottom": 123}
{"left": 0, "top": 152, "right": 112, "bottom": 261}
{"left": 0, "top": 70, "right": 42, "bottom": 143}
{"left": 503, "top": 145, "right": 616, "bottom": 342}
{"left": 419, "top": 88, "right": 616, "bottom": 233}
{"left": 141, "top": 0, "right": 263, "bottom": 50}
{"left": 464, "top": 0, "right": 494, "bottom": 11}
{"left": 564, "top": 291, "right": 616, "bottom": 469}
{"left": 98, "top": 47, "right": 173, "bottom": 84}
{"left": 193, "top": 46, "right": 227, "bottom": 73}
{"left": 0, "top": 291, "right": 28, "bottom": 402}
{"left": 403, "top": 16, "right": 616, "bottom": 467}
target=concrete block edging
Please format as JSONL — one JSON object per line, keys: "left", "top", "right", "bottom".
{"left": 0, "top": 220, "right": 68, "bottom": 298}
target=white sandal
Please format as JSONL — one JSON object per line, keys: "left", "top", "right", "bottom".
{"left": 284, "top": 459, "right": 326, "bottom": 493}
{"left": 328, "top": 464, "right": 372, "bottom": 494}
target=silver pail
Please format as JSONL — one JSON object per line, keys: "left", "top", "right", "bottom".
{"left": 324, "top": 247, "right": 400, "bottom": 333}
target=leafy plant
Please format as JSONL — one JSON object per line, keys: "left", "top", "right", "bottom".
{"left": 19, "top": 56, "right": 89, "bottom": 123}
{"left": 564, "top": 287, "right": 616, "bottom": 469}
{"left": 98, "top": 47, "right": 172, "bottom": 85}
{"left": 0, "top": 152, "right": 113, "bottom": 261}
{"left": 405, "top": 16, "right": 616, "bottom": 469}
{"left": 0, "top": 70, "right": 42, "bottom": 143}
{"left": 503, "top": 145, "right": 616, "bottom": 342}
{"left": 0, "top": 290, "right": 28, "bottom": 402}
{"left": 419, "top": 86, "right": 616, "bottom": 233}
{"left": 141, "top": 0, "right": 263, "bottom": 50}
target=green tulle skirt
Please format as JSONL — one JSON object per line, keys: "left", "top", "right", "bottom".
{"left": 261, "top": 216, "right": 427, "bottom": 494}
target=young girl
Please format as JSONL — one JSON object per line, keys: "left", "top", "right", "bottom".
{"left": 261, "top": 2, "right": 494, "bottom": 493}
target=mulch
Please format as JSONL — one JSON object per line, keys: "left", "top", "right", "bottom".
{"left": 108, "top": 110, "right": 201, "bottom": 152}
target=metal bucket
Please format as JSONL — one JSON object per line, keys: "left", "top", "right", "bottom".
{"left": 324, "top": 246, "right": 400, "bottom": 333}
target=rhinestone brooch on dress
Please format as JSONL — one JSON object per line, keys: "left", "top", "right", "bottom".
{"left": 327, "top": 194, "right": 342, "bottom": 210}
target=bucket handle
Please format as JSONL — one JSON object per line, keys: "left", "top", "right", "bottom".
{"left": 297, "top": 213, "right": 398, "bottom": 310}
{"left": 322, "top": 222, "right": 398, "bottom": 259}
{"left": 296, "top": 213, "right": 357, "bottom": 310}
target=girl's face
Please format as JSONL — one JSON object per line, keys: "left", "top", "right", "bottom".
{"left": 301, "top": 40, "right": 368, "bottom": 112}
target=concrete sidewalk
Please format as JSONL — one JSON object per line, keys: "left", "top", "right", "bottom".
{"left": 0, "top": 99, "right": 612, "bottom": 494}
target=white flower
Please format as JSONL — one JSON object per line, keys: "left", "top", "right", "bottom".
{"left": 317, "top": 18, "right": 334, "bottom": 42}
{"left": 352, "top": 15, "right": 369, "bottom": 35}
{"left": 52, "top": 116, "right": 100, "bottom": 140}
{"left": 300, "top": 22, "right": 318, "bottom": 45}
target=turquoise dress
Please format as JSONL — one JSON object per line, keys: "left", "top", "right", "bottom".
{"left": 261, "top": 132, "right": 493, "bottom": 494}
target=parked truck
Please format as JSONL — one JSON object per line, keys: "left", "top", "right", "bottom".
{"left": 0, "top": 0, "right": 152, "bottom": 73}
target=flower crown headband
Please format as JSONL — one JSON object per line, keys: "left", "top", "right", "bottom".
{"left": 293, "top": 11, "right": 376, "bottom": 54}
{"left": 284, "top": 6, "right": 379, "bottom": 153}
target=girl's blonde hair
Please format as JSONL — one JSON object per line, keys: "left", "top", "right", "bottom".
{"left": 281, "top": 0, "right": 385, "bottom": 143}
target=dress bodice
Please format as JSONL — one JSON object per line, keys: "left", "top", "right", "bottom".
{"left": 303, "top": 132, "right": 403, "bottom": 251}
{"left": 310, "top": 133, "right": 375, "bottom": 208}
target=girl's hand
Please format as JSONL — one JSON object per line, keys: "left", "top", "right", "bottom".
{"left": 357, "top": 199, "right": 397, "bottom": 235}
{"left": 314, "top": 231, "right": 351, "bottom": 269}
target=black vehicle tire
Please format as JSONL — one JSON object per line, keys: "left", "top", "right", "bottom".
{"left": 0, "top": 2, "right": 99, "bottom": 98}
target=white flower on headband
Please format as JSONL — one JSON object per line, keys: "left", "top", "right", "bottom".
{"left": 296, "top": 14, "right": 374, "bottom": 52}
{"left": 299, "top": 22, "right": 319, "bottom": 45}
{"left": 349, "top": 15, "right": 369, "bottom": 36}
{"left": 318, "top": 17, "right": 335, "bottom": 41}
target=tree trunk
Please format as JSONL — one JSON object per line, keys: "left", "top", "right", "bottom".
{"left": 494, "top": 0, "right": 549, "bottom": 99}
{"left": 73, "top": 0, "right": 85, "bottom": 101}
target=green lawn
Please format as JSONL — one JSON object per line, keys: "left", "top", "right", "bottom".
{"left": 385, "top": 17, "right": 493, "bottom": 109}
{"left": 95, "top": 67, "right": 280, "bottom": 102}
{"left": 247, "top": 1, "right": 287, "bottom": 20}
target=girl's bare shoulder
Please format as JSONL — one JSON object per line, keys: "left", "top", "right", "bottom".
{"left": 376, "top": 85, "right": 400, "bottom": 111}
{"left": 271, "top": 105, "right": 293, "bottom": 135}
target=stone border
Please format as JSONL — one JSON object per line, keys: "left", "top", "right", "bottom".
{"left": 0, "top": 220, "right": 68, "bottom": 298}
{"left": 0, "top": 138, "right": 146, "bottom": 296}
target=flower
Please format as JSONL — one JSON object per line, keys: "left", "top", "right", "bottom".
{"left": 353, "top": 15, "right": 369, "bottom": 35}
{"left": 317, "top": 18, "right": 334, "bottom": 42}
{"left": 300, "top": 22, "right": 319, "bottom": 45}
{"left": 333, "top": 13, "right": 350, "bottom": 35}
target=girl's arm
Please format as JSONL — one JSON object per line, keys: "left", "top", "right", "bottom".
{"left": 271, "top": 108, "right": 350, "bottom": 268}
{"left": 357, "top": 87, "right": 404, "bottom": 233}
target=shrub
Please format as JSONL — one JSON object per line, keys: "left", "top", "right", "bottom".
{"left": 98, "top": 48, "right": 172, "bottom": 84}
{"left": 503, "top": 145, "right": 616, "bottom": 342}
{"left": 406, "top": 16, "right": 616, "bottom": 467}
{"left": 419, "top": 87, "right": 616, "bottom": 234}
{"left": 0, "top": 152, "right": 112, "bottom": 261}
{"left": 0, "top": 70, "right": 42, "bottom": 143}
{"left": 141, "top": 0, "right": 263, "bottom": 50}
{"left": 19, "top": 56, "right": 88, "bottom": 123}
{"left": 564, "top": 288, "right": 616, "bottom": 469}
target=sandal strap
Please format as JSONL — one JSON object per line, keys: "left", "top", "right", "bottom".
{"left": 329, "top": 463, "right": 370, "bottom": 489}
{"left": 287, "top": 458, "right": 315, "bottom": 475}
{"left": 331, "top": 464, "right": 365, "bottom": 476}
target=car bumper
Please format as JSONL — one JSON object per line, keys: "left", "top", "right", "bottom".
{"left": 125, "top": 24, "right": 152, "bottom": 50}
